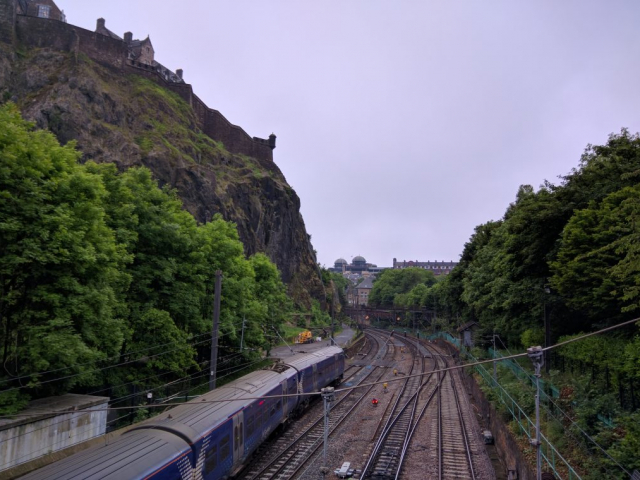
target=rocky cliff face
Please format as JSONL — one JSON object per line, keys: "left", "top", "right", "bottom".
{"left": 0, "top": 46, "right": 325, "bottom": 307}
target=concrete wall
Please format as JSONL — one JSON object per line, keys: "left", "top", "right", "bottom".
{"left": 0, "top": 401, "right": 108, "bottom": 471}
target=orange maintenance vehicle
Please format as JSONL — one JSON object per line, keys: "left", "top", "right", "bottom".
{"left": 297, "top": 330, "right": 313, "bottom": 344}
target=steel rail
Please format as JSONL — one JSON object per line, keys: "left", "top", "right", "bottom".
{"left": 240, "top": 332, "right": 388, "bottom": 480}
{"left": 395, "top": 342, "right": 445, "bottom": 480}
{"left": 450, "top": 371, "right": 476, "bottom": 479}
{"left": 361, "top": 337, "right": 434, "bottom": 479}
{"left": 360, "top": 343, "right": 416, "bottom": 478}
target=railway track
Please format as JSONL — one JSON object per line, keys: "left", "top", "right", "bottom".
{"left": 412, "top": 341, "right": 478, "bottom": 480}
{"left": 360, "top": 336, "right": 433, "bottom": 480}
{"left": 238, "top": 332, "right": 390, "bottom": 480}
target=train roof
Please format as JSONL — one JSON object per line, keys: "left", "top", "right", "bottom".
{"left": 137, "top": 347, "right": 344, "bottom": 441}
{"left": 22, "top": 347, "right": 345, "bottom": 479}
{"left": 282, "top": 346, "right": 344, "bottom": 371}
{"left": 22, "top": 429, "right": 190, "bottom": 480}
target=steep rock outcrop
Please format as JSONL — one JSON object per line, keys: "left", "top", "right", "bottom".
{"left": 0, "top": 47, "right": 325, "bottom": 306}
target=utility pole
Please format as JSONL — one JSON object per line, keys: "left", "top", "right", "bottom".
{"left": 272, "top": 326, "right": 294, "bottom": 355}
{"left": 528, "top": 346, "right": 544, "bottom": 480}
{"left": 493, "top": 330, "right": 497, "bottom": 383}
{"left": 319, "top": 387, "right": 335, "bottom": 478}
{"left": 240, "top": 315, "right": 246, "bottom": 352}
{"left": 543, "top": 286, "right": 551, "bottom": 373}
{"left": 209, "top": 270, "right": 222, "bottom": 391}
{"left": 330, "top": 298, "right": 335, "bottom": 346}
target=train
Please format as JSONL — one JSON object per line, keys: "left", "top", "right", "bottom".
{"left": 22, "top": 346, "right": 345, "bottom": 480}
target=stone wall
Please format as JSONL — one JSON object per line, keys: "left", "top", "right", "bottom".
{"left": 16, "top": 15, "right": 126, "bottom": 69}
{"left": 7, "top": 1, "right": 275, "bottom": 163}
{"left": 0, "top": 0, "right": 14, "bottom": 44}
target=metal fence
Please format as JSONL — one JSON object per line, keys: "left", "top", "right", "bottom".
{"left": 428, "top": 331, "right": 582, "bottom": 480}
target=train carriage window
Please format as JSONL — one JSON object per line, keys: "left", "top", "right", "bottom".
{"left": 240, "top": 422, "right": 243, "bottom": 444}
{"left": 220, "top": 435, "right": 230, "bottom": 459}
{"left": 204, "top": 445, "right": 218, "bottom": 474}
{"left": 234, "top": 425, "right": 239, "bottom": 450}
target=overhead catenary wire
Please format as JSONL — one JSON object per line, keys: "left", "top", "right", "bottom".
{"left": 0, "top": 357, "right": 269, "bottom": 472}
{"left": 0, "top": 337, "right": 214, "bottom": 394}
{"left": 492, "top": 335, "right": 631, "bottom": 476}
{"left": 0, "top": 332, "right": 213, "bottom": 385}
{"left": 0, "top": 347, "right": 262, "bottom": 448}
{"left": 0, "top": 356, "right": 268, "bottom": 453}
{"left": 0, "top": 326, "right": 255, "bottom": 394}
{"left": 0, "top": 315, "right": 255, "bottom": 387}
{"left": 3, "top": 317, "right": 637, "bottom": 419}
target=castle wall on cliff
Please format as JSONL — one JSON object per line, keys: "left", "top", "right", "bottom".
{"left": 1, "top": 0, "right": 277, "bottom": 164}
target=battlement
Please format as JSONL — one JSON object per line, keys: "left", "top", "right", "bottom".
{"left": 0, "top": 0, "right": 276, "bottom": 163}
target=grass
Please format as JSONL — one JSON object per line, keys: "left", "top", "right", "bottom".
{"left": 280, "top": 324, "right": 308, "bottom": 344}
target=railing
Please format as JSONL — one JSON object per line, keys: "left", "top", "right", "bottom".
{"left": 427, "top": 332, "right": 582, "bottom": 480}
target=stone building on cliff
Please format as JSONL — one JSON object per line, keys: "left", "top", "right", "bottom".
{"left": 16, "top": 0, "right": 65, "bottom": 22}
{"left": 0, "top": 0, "right": 277, "bottom": 162}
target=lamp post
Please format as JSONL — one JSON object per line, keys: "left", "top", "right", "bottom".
{"left": 528, "top": 346, "right": 544, "bottom": 480}
{"left": 543, "top": 286, "right": 551, "bottom": 373}
{"left": 493, "top": 330, "right": 497, "bottom": 383}
{"left": 320, "top": 387, "right": 335, "bottom": 478}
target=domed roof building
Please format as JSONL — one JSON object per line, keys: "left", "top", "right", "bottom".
{"left": 333, "top": 258, "right": 348, "bottom": 271}
{"left": 329, "top": 255, "right": 381, "bottom": 274}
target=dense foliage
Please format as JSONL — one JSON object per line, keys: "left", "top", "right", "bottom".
{"left": 368, "top": 267, "right": 437, "bottom": 307}
{"left": 414, "top": 129, "right": 640, "bottom": 474}
{"left": 0, "top": 104, "right": 291, "bottom": 413}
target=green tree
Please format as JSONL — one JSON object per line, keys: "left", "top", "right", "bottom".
{"left": 0, "top": 104, "right": 128, "bottom": 408}
{"left": 368, "top": 268, "right": 436, "bottom": 307}
{"left": 551, "top": 185, "right": 640, "bottom": 322}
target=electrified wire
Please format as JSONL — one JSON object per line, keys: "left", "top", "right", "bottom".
{"left": 492, "top": 336, "right": 631, "bottom": 476}
{"left": 2, "top": 318, "right": 637, "bottom": 418}
{"left": 0, "top": 338, "right": 213, "bottom": 394}
{"left": 0, "top": 332, "right": 213, "bottom": 385}
{"left": 0, "top": 316, "right": 253, "bottom": 387}
{"left": 0, "top": 355, "right": 261, "bottom": 448}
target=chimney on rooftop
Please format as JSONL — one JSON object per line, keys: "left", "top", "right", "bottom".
{"left": 124, "top": 32, "right": 132, "bottom": 43}
{"left": 97, "top": 18, "right": 105, "bottom": 30}
{"left": 176, "top": 69, "right": 183, "bottom": 79}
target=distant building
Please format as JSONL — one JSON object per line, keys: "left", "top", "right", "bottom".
{"left": 457, "top": 321, "right": 479, "bottom": 348}
{"left": 392, "top": 258, "right": 458, "bottom": 276}
{"left": 347, "top": 276, "right": 374, "bottom": 306}
{"left": 329, "top": 255, "right": 383, "bottom": 274}
{"left": 17, "top": 0, "right": 66, "bottom": 22}
{"left": 95, "top": 18, "right": 184, "bottom": 83}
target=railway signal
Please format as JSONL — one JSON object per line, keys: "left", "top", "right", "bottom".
{"left": 371, "top": 398, "right": 379, "bottom": 406}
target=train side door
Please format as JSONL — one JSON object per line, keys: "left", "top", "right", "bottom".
{"left": 281, "top": 380, "right": 288, "bottom": 417}
{"left": 232, "top": 411, "right": 245, "bottom": 465}
{"left": 312, "top": 363, "right": 318, "bottom": 391}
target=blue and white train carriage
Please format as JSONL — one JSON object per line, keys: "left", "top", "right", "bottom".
{"left": 22, "top": 346, "right": 345, "bottom": 480}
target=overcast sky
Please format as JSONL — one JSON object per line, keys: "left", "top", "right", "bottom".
{"left": 58, "top": 1, "right": 640, "bottom": 268}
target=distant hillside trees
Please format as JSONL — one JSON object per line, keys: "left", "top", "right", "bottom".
{"left": 0, "top": 104, "right": 290, "bottom": 413}
{"left": 433, "top": 129, "right": 640, "bottom": 342}
{"left": 368, "top": 267, "right": 437, "bottom": 307}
